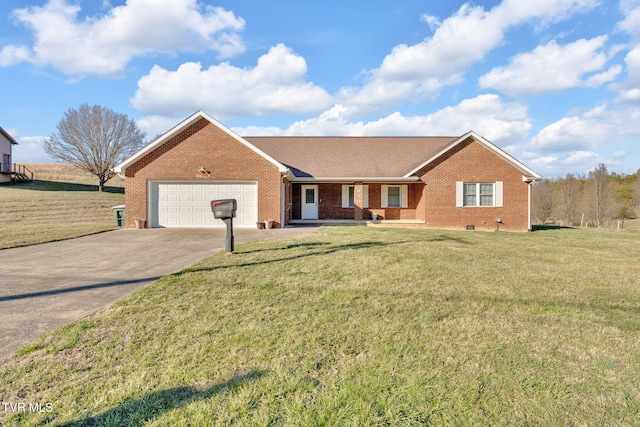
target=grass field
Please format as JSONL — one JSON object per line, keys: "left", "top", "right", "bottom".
{"left": 0, "top": 180, "right": 124, "bottom": 249}
{"left": 1, "top": 226, "right": 639, "bottom": 426}
{"left": 21, "top": 163, "right": 125, "bottom": 187}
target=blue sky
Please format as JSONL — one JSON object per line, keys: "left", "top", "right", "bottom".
{"left": 1, "top": 0, "right": 640, "bottom": 177}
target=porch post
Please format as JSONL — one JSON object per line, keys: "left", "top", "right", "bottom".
{"left": 354, "top": 182, "right": 364, "bottom": 221}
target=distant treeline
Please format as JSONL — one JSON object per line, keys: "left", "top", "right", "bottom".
{"left": 532, "top": 163, "right": 640, "bottom": 228}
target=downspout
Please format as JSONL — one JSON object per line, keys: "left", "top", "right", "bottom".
{"left": 528, "top": 181, "right": 532, "bottom": 231}
{"left": 280, "top": 180, "right": 285, "bottom": 228}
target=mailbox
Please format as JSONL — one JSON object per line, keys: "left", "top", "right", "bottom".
{"left": 211, "top": 199, "right": 237, "bottom": 253}
{"left": 210, "top": 199, "right": 237, "bottom": 219}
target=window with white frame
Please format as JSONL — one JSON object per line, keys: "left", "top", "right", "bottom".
{"left": 381, "top": 185, "right": 408, "bottom": 208}
{"left": 387, "top": 186, "right": 401, "bottom": 207}
{"left": 456, "top": 181, "right": 503, "bottom": 207}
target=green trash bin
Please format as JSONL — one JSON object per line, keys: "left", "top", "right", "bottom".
{"left": 112, "top": 205, "right": 125, "bottom": 228}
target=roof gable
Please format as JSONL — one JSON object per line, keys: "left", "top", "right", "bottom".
{"left": 114, "top": 111, "right": 287, "bottom": 173}
{"left": 0, "top": 127, "right": 19, "bottom": 145}
{"left": 404, "top": 131, "right": 542, "bottom": 180}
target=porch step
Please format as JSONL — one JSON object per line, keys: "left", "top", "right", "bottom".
{"left": 11, "top": 172, "right": 32, "bottom": 183}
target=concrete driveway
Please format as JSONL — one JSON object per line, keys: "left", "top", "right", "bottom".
{"left": 0, "top": 227, "right": 314, "bottom": 360}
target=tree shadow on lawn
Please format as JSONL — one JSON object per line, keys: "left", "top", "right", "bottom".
{"left": 175, "top": 235, "right": 474, "bottom": 276}
{"left": 59, "top": 370, "right": 267, "bottom": 426}
{"left": 2, "top": 180, "right": 124, "bottom": 193}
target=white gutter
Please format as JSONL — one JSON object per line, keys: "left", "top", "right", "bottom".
{"left": 290, "top": 176, "right": 420, "bottom": 183}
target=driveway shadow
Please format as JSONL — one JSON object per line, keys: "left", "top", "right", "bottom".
{"left": 59, "top": 370, "right": 267, "bottom": 426}
{"left": 0, "top": 277, "right": 164, "bottom": 302}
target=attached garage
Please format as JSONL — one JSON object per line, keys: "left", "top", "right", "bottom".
{"left": 148, "top": 181, "right": 258, "bottom": 228}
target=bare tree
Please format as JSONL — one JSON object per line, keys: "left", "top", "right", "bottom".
{"left": 532, "top": 179, "right": 554, "bottom": 224}
{"left": 587, "top": 163, "right": 614, "bottom": 228}
{"left": 45, "top": 104, "right": 146, "bottom": 191}
{"left": 555, "top": 174, "right": 580, "bottom": 226}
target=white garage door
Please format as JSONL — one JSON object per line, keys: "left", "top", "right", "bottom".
{"left": 150, "top": 181, "right": 258, "bottom": 228}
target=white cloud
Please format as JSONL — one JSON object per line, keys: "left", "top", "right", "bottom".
{"left": 615, "top": 45, "right": 640, "bottom": 103}
{"left": 237, "top": 94, "right": 531, "bottom": 148}
{"left": 618, "top": 0, "right": 640, "bottom": 38}
{"left": 527, "top": 150, "right": 606, "bottom": 176}
{"left": 131, "top": 44, "right": 332, "bottom": 119}
{"left": 337, "top": 0, "right": 599, "bottom": 118}
{"left": 495, "top": 0, "right": 600, "bottom": 28}
{"left": 528, "top": 104, "right": 640, "bottom": 152}
{"left": 11, "top": 135, "right": 52, "bottom": 163}
{"left": 1, "top": 0, "right": 245, "bottom": 75}
{"left": 420, "top": 14, "right": 442, "bottom": 32}
{"left": 480, "top": 37, "right": 621, "bottom": 95}
{"left": 0, "top": 45, "right": 30, "bottom": 67}
{"left": 377, "top": 4, "right": 502, "bottom": 83}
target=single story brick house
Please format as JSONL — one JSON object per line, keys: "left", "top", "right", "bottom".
{"left": 114, "top": 110, "right": 542, "bottom": 231}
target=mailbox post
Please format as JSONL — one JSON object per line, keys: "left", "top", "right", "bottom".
{"left": 211, "top": 199, "right": 237, "bottom": 253}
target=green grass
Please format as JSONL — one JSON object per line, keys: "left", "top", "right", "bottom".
{"left": 1, "top": 226, "right": 640, "bottom": 425}
{"left": 0, "top": 180, "right": 124, "bottom": 249}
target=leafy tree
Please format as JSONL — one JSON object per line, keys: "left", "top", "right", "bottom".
{"left": 45, "top": 104, "right": 146, "bottom": 191}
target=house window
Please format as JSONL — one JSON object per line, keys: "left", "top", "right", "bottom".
{"left": 387, "top": 186, "right": 401, "bottom": 207}
{"left": 457, "top": 182, "right": 503, "bottom": 207}
{"left": 463, "top": 183, "right": 477, "bottom": 206}
{"left": 305, "top": 188, "right": 315, "bottom": 204}
{"left": 479, "top": 183, "right": 494, "bottom": 206}
{"left": 341, "top": 185, "right": 368, "bottom": 208}
{"left": 381, "top": 185, "right": 408, "bottom": 208}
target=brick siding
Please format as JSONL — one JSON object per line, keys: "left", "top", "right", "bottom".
{"left": 124, "top": 118, "right": 282, "bottom": 228}
{"left": 417, "top": 137, "right": 531, "bottom": 231}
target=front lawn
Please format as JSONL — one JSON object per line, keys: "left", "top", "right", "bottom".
{"left": 1, "top": 227, "right": 639, "bottom": 425}
{"left": 0, "top": 180, "right": 124, "bottom": 249}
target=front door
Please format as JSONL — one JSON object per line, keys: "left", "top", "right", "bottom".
{"left": 301, "top": 185, "right": 318, "bottom": 219}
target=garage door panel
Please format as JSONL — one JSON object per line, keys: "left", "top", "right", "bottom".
{"left": 152, "top": 181, "right": 258, "bottom": 228}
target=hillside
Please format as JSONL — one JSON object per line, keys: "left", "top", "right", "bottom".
{"left": 22, "top": 163, "right": 125, "bottom": 187}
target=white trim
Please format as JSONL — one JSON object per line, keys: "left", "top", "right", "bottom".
{"left": 342, "top": 184, "right": 351, "bottom": 208}
{"left": 280, "top": 181, "right": 285, "bottom": 227}
{"left": 381, "top": 185, "right": 388, "bottom": 208}
{"left": 381, "top": 184, "right": 407, "bottom": 208}
{"left": 495, "top": 181, "right": 503, "bottom": 207}
{"left": 114, "top": 110, "right": 288, "bottom": 174}
{"left": 400, "top": 185, "right": 408, "bottom": 208}
{"left": 301, "top": 184, "right": 319, "bottom": 220}
{"left": 528, "top": 181, "right": 532, "bottom": 231}
{"left": 459, "top": 182, "right": 501, "bottom": 207}
{"left": 292, "top": 176, "right": 419, "bottom": 183}
{"left": 362, "top": 185, "right": 369, "bottom": 208}
{"left": 404, "top": 131, "right": 542, "bottom": 180}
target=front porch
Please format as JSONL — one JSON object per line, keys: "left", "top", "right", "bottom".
{"left": 287, "top": 219, "right": 425, "bottom": 227}
{"left": 287, "top": 182, "right": 425, "bottom": 225}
